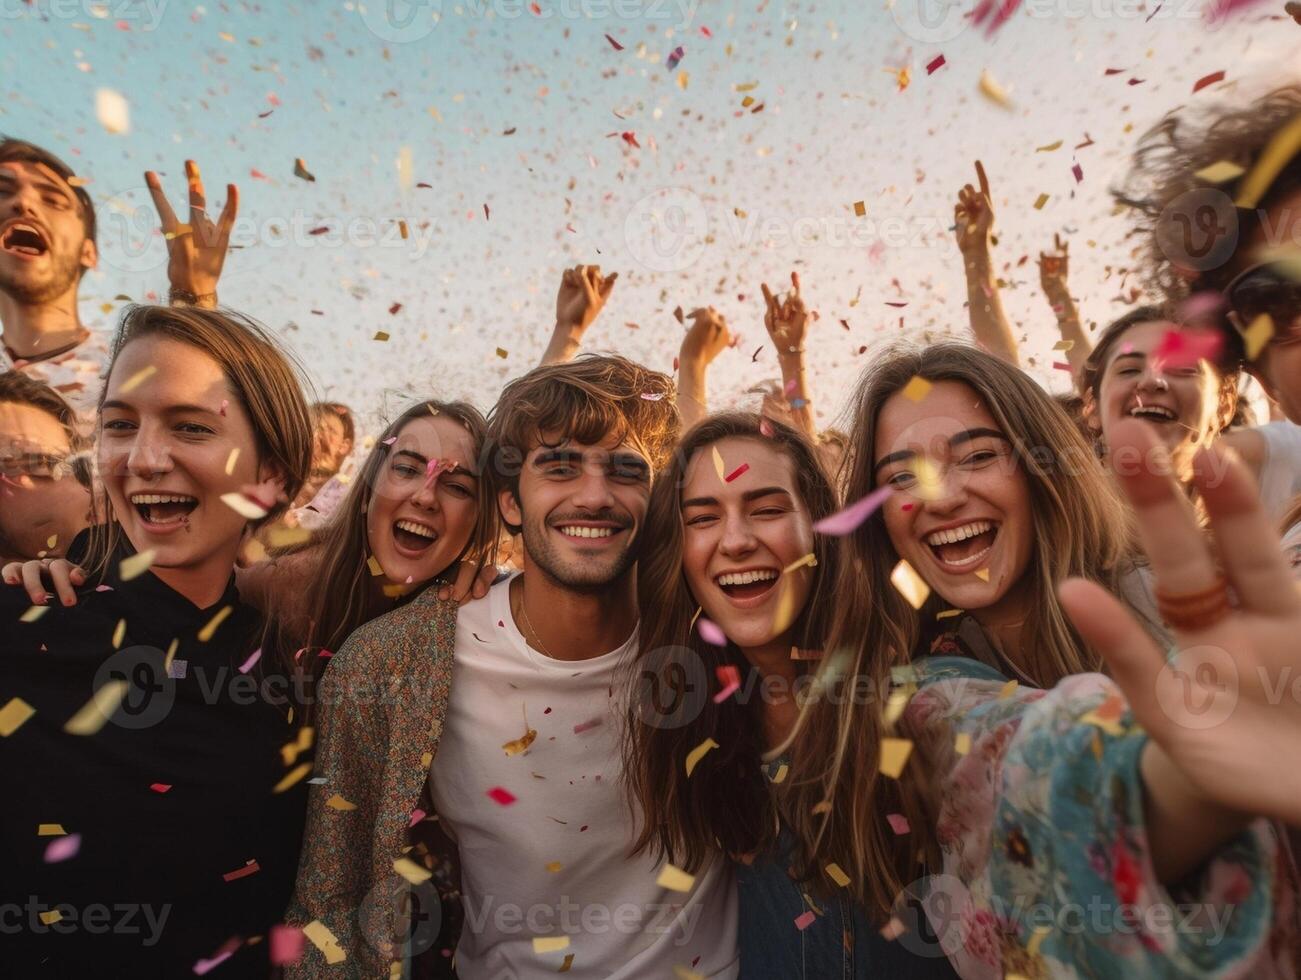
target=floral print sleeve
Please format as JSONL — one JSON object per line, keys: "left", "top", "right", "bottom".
{"left": 906, "top": 657, "right": 1298, "bottom": 980}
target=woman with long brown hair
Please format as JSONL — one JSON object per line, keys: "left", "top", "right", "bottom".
{"left": 624, "top": 411, "right": 955, "bottom": 977}
{"left": 782, "top": 341, "right": 1299, "bottom": 977}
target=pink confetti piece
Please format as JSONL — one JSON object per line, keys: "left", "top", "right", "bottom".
{"left": 238, "top": 648, "right": 262, "bottom": 674}
{"left": 1193, "top": 70, "right": 1226, "bottom": 93}
{"left": 1052, "top": 361, "right": 1072, "bottom": 372}
{"left": 193, "top": 952, "right": 233, "bottom": 975}
{"left": 724, "top": 463, "right": 750, "bottom": 483}
{"left": 783, "top": 378, "right": 799, "bottom": 396}
{"left": 95, "top": 584, "right": 114, "bottom": 592}
{"left": 794, "top": 910, "right": 817, "bottom": 931}
{"left": 759, "top": 418, "right": 775, "bottom": 438}
{"left": 218, "top": 399, "right": 228, "bottom": 417}
{"left": 269, "top": 925, "right": 305, "bottom": 966}
{"left": 697, "top": 617, "right": 728, "bottom": 647}
{"left": 382, "top": 436, "right": 397, "bottom": 445}
{"left": 1151, "top": 328, "right": 1223, "bottom": 371}
{"left": 44, "top": 833, "right": 81, "bottom": 863}
{"left": 813, "top": 486, "right": 893, "bottom": 536}
{"left": 1072, "top": 162, "right": 1084, "bottom": 183}
{"left": 1179, "top": 291, "right": 1227, "bottom": 323}
{"left": 222, "top": 860, "right": 261, "bottom": 882}
{"left": 150, "top": 782, "right": 172, "bottom": 793}
{"left": 713, "top": 664, "right": 742, "bottom": 703}
{"left": 573, "top": 717, "right": 604, "bottom": 735}
{"left": 666, "top": 45, "right": 684, "bottom": 70}
{"left": 409, "top": 808, "right": 427, "bottom": 827}
{"left": 486, "top": 786, "right": 517, "bottom": 806}
{"left": 1205, "top": 0, "right": 1268, "bottom": 22}
{"left": 887, "top": 813, "right": 911, "bottom": 834}
{"left": 640, "top": 391, "right": 665, "bottom": 401}
{"left": 926, "top": 54, "right": 946, "bottom": 75}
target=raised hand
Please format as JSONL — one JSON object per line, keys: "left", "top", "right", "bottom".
{"left": 1060, "top": 420, "right": 1301, "bottom": 827}
{"left": 954, "top": 160, "right": 995, "bottom": 256}
{"left": 555, "top": 264, "right": 617, "bottom": 333}
{"left": 760, "top": 271, "right": 808, "bottom": 356}
{"left": 145, "top": 160, "right": 238, "bottom": 305}
{"left": 680, "top": 307, "right": 732, "bottom": 365}
{"left": 1039, "top": 233, "right": 1070, "bottom": 299}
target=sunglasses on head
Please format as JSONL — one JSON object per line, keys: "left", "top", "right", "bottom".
{"left": 1224, "top": 261, "right": 1301, "bottom": 351}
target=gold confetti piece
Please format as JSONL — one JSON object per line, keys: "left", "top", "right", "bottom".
{"left": 1194, "top": 160, "right": 1245, "bottom": 185}
{"left": 20, "top": 605, "right": 49, "bottom": 623}
{"left": 825, "top": 862, "right": 851, "bottom": 887}
{"left": 365, "top": 557, "right": 386, "bottom": 579}
{"left": 673, "top": 967, "right": 705, "bottom": 980}
{"left": 496, "top": 347, "right": 509, "bottom": 359}
{"left": 900, "top": 375, "right": 932, "bottom": 402}
{"left": 999, "top": 679, "right": 1019, "bottom": 699}
{"left": 853, "top": 200, "right": 866, "bottom": 217}
{"left": 711, "top": 445, "right": 726, "bottom": 481}
{"left": 38, "top": 823, "right": 66, "bottom": 836}
{"left": 685, "top": 737, "right": 719, "bottom": 777}
{"left": 273, "top": 762, "right": 312, "bottom": 794}
{"left": 198, "top": 606, "right": 233, "bottom": 642}
{"left": 112, "top": 618, "right": 126, "bottom": 649}
{"left": 878, "top": 738, "right": 913, "bottom": 778}
{"left": 978, "top": 69, "right": 1013, "bottom": 109}
{"left": 0, "top": 698, "right": 35, "bottom": 736}
{"left": 118, "top": 550, "right": 156, "bottom": 582}
{"left": 734, "top": 81, "right": 759, "bottom": 92}
{"left": 974, "top": 568, "right": 990, "bottom": 582}
{"left": 503, "top": 728, "right": 537, "bottom": 756}
{"left": 656, "top": 864, "right": 696, "bottom": 892}
{"left": 771, "top": 578, "right": 799, "bottom": 637}
{"left": 677, "top": 70, "right": 689, "bottom": 90}
{"left": 397, "top": 146, "right": 414, "bottom": 192}
{"left": 533, "top": 936, "right": 570, "bottom": 954}
{"left": 266, "top": 524, "right": 311, "bottom": 548}
{"left": 1035, "top": 140, "right": 1063, "bottom": 152}
{"left": 907, "top": 458, "right": 943, "bottom": 501}
{"left": 954, "top": 732, "right": 972, "bottom": 755}
{"left": 545, "top": 861, "right": 562, "bottom": 873}
{"left": 398, "top": 219, "right": 410, "bottom": 239}
{"left": 1242, "top": 312, "right": 1274, "bottom": 361}
{"left": 303, "top": 920, "right": 346, "bottom": 964}
{"left": 281, "top": 725, "right": 315, "bottom": 766}
{"left": 46, "top": 534, "right": 58, "bottom": 549}
{"left": 890, "top": 560, "right": 930, "bottom": 609}
{"left": 880, "top": 916, "right": 905, "bottom": 940}
{"left": 812, "top": 800, "right": 832, "bottom": 815}
{"left": 326, "top": 794, "right": 356, "bottom": 811}
{"left": 782, "top": 553, "right": 818, "bottom": 575}
{"left": 39, "top": 909, "right": 62, "bottom": 925}
{"left": 164, "top": 638, "right": 178, "bottom": 672}
{"left": 373, "top": 331, "right": 390, "bottom": 342}
{"left": 64, "top": 680, "right": 127, "bottom": 735}
{"left": 1033, "top": 193, "right": 1049, "bottom": 210}
{"left": 118, "top": 365, "right": 156, "bottom": 394}
{"left": 224, "top": 448, "right": 240, "bottom": 476}
{"left": 220, "top": 493, "right": 268, "bottom": 520}
{"left": 1236, "top": 114, "right": 1301, "bottom": 209}
{"left": 1053, "top": 339, "right": 1075, "bottom": 351}
{"left": 293, "top": 157, "right": 316, "bottom": 182}
{"left": 883, "top": 688, "right": 913, "bottom": 726}
{"left": 770, "top": 763, "right": 789, "bottom": 784}
{"left": 936, "top": 609, "right": 963, "bottom": 619}
{"left": 95, "top": 87, "right": 130, "bottom": 134}
{"left": 394, "top": 857, "right": 432, "bottom": 883}
{"left": 741, "top": 95, "right": 755, "bottom": 108}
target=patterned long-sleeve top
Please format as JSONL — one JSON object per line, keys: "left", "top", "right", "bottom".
{"left": 907, "top": 655, "right": 1299, "bottom": 979}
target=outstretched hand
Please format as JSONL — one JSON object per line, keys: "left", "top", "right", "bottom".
{"left": 760, "top": 271, "right": 808, "bottom": 355}
{"left": 954, "top": 160, "right": 995, "bottom": 256}
{"left": 680, "top": 307, "right": 733, "bottom": 364}
{"left": 1038, "top": 233, "right": 1070, "bottom": 298}
{"left": 555, "top": 264, "right": 617, "bottom": 333}
{"left": 145, "top": 160, "right": 238, "bottom": 302}
{"left": 1059, "top": 420, "right": 1301, "bottom": 827}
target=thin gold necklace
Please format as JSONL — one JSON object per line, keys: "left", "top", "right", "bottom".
{"left": 515, "top": 579, "right": 555, "bottom": 660}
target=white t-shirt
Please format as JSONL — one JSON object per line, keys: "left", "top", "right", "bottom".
{"left": 1257, "top": 421, "right": 1301, "bottom": 524}
{"left": 429, "top": 575, "right": 739, "bottom": 980}
{"left": 2, "top": 329, "right": 110, "bottom": 432}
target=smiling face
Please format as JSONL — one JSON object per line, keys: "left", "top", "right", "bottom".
{"left": 365, "top": 415, "right": 479, "bottom": 588}
{"left": 680, "top": 436, "right": 815, "bottom": 653}
{"left": 501, "top": 430, "right": 650, "bottom": 592}
{"left": 99, "top": 335, "right": 284, "bottom": 592}
{"left": 874, "top": 380, "right": 1034, "bottom": 618}
{"left": 0, "top": 160, "right": 96, "bottom": 305}
{"left": 1090, "top": 320, "right": 1226, "bottom": 469}
{"left": 0, "top": 400, "right": 91, "bottom": 559}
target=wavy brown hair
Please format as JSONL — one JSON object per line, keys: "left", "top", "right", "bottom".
{"left": 781, "top": 342, "right": 1135, "bottom": 921}
{"left": 622, "top": 412, "right": 840, "bottom": 876}
{"left": 267, "top": 399, "right": 498, "bottom": 705}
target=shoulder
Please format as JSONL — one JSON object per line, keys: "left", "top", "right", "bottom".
{"left": 330, "top": 585, "right": 458, "bottom": 677}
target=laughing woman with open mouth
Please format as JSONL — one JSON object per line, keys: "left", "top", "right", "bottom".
{"left": 0, "top": 304, "right": 315, "bottom": 976}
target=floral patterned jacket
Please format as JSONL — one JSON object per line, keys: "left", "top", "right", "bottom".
{"left": 909, "top": 654, "right": 1300, "bottom": 980}
{"left": 285, "top": 586, "right": 462, "bottom": 979}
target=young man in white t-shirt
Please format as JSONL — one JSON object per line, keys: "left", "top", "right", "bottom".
{"left": 428, "top": 354, "right": 739, "bottom": 979}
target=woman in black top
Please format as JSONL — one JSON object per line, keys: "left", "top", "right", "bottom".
{"left": 0, "top": 304, "right": 313, "bottom": 976}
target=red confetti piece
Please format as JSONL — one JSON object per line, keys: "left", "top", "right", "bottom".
{"left": 269, "top": 925, "right": 305, "bottom": 966}
{"left": 573, "top": 717, "right": 604, "bottom": 735}
{"left": 926, "top": 54, "right": 946, "bottom": 75}
{"left": 795, "top": 910, "right": 817, "bottom": 931}
{"left": 484, "top": 203, "right": 491, "bottom": 221}
{"left": 887, "top": 813, "right": 911, "bottom": 835}
{"left": 621, "top": 131, "right": 640, "bottom": 149}
{"left": 884, "top": 301, "right": 908, "bottom": 308}
{"left": 666, "top": 46, "right": 684, "bottom": 70}
{"left": 1071, "top": 163, "right": 1083, "bottom": 183}
{"left": 713, "top": 665, "right": 742, "bottom": 703}
{"left": 1052, "top": 361, "right": 1072, "bottom": 372}
{"left": 249, "top": 168, "right": 269, "bottom": 181}
{"left": 1104, "top": 67, "right": 1126, "bottom": 75}
{"left": 529, "top": 1, "right": 541, "bottom": 12}
{"left": 389, "top": 302, "right": 402, "bottom": 315}
{"left": 222, "top": 860, "right": 261, "bottom": 882}
{"left": 700, "top": 25, "right": 712, "bottom": 37}
{"left": 1192, "top": 70, "right": 1226, "bottom": 94}
{"left": 409, "top": 808, "right": 427, "bottom": 827}
{"left": 724, "top": 463, "right": 750, "bottom": 483}
{"left": 1150, "top": 328, "right": 1224, "bottom": 371}
{"left": 150, "top": 783, "right": 172, "bottom": 793}
{"left": 486, "top": 786, "right": 517, "bottom": 806}
{"left": 308, "top": 226, "right": 330, "bottom": 236}
{"left": 604, "top": 33, "right": 624, "bottom": 50}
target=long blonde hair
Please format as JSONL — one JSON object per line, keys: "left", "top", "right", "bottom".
{"left": 782, "top": 342, "right": 1132, "bottom": 920}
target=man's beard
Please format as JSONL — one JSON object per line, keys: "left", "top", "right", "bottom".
{"left": 0, "top": 248, "right": 82, "bottom": 305}
{"left": 520, "top": 507, "right": 636, "bottom": 595}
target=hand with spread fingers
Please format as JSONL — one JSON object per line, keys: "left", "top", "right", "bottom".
{"left": 145, "top": 160, "right": 238, "bottom": 307}
{"left": 954, "top": 160, "right": 995, "bottom": 257}
{"left": 760, "top": 271, "right": 808, "bottom": 357}
{"left": 1060, "top": 420, "right": 1301, "bottom": 834}
{"left": 680, "top": 306, "right": 733, "bottom": 365}
{"left": 1038, "top": 233, "right": 1070, "bottom": 299}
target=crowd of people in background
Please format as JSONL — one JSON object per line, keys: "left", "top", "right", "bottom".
{"left": 0, "top": 80, "right": 1300, "bottom": 980}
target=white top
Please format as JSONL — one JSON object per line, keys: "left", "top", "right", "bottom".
{"left": 429, "top": 575, "right": 739, "bottom": 980}
{"left": 2, "top": 329, "right": 110, "bottom": 433}
{"left": 1257, "top": 421, "right": 1301, "bottom": 525}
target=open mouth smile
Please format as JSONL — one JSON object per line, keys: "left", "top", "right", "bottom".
{"left": 129, "top": 492, "right": 198, "bottom": 531}
{"left": 393, "top": 518, "right": 439, "bottom": 555}
{"left": 0, "top": 221, "right": 50, "bottom": 258}
{"left": 924, "top": 519, "right": 998, "bottom": 572}
{"left": 713, "top": 567, "right": 779, "bottom": 604}
{"left": 554, "top": 522, "right": 626, "bottom": 543}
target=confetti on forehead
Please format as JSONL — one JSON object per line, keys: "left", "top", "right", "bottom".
{"left": 900, "top": 376, "right": 932, "bottom": 403}
{"left": 117, "top": 365, "right": 157, "bottom": 395}
{"left": 711, "top": 445, "right": 726, "bottom": 482}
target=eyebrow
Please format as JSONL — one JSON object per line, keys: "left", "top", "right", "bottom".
{"left": 873, "top": 428, "right": 1009, "bottom": 474}
{"left": 681, "top": 486, "right": 793, "bottom": 509}
{"left": 100, "top": 400, "right": 223, "bottom": 418}
{"left": 0, "top": 171, "right": 77, "bottom": 206}
{"left": 393, "top": 448, "right": 478, "bottom": 478}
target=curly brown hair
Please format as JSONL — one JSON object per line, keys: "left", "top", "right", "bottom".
{"left": 1115, "top": 85, "right": 1301, "bottom": 304}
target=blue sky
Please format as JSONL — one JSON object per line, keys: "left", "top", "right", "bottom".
{"left": 1, "top": 0, "right": 1295, "bottom": 431}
